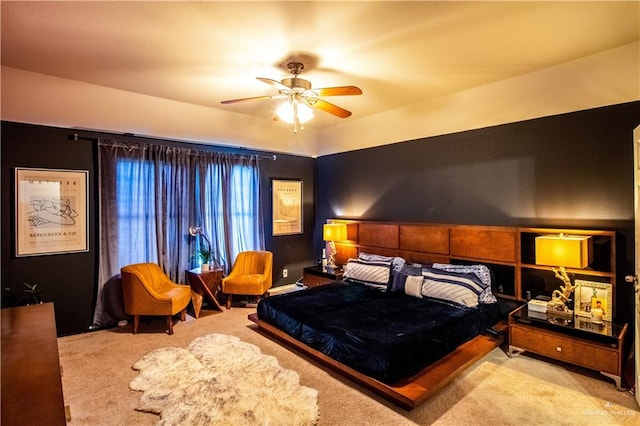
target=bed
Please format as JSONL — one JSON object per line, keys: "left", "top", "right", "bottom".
{"left": 249, "top": 221, "right": 516, "bottom": 409}
{"left": 257, "top": 279, "right": 499, "bottom": 384}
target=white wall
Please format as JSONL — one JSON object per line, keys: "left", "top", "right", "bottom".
{"left": 0, "top": 66, "right": 320, "bottom": 157}
{"left": 2, "top": 42, "right": 638, "bottom": 157}
{"left": 317, "top": 42, "right": 640, "bottom": 156}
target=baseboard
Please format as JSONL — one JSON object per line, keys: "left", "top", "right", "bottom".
{"left": 267, "top": 284, "right": 305, "bottom": 296}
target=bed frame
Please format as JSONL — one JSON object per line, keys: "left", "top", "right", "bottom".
{"left": 248, "top": 313, "right": 502, "bottom": 410}
{"left": 249, "top": 220, "right": 515, "bottom": 409}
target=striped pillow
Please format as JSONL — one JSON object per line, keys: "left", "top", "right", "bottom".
{"left": 431, "top": 263, "right": 497, "bottom": 304}
{"left": 358, "top": 253, "right": 406, "bottom": 272}
{"left": 421, "top": 267, "right": 483, "bottom": 308}
{"left": 343, "top": 258, "right": 391, "bottom": 288}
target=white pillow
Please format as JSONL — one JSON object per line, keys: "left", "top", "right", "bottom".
{"left": 404, "top": 275, "right": 423, "bottom": 298}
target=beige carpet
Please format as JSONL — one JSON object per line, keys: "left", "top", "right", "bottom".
{"left": 58, "top": 307, "right": 639, "bottom": 425}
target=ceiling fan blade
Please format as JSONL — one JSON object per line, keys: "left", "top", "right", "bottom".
{"left": 314, "top": 86, "right": 362, "bottom": 96}
{"left": 221, "top": 94, "right": 284, "bottom": 104}
{"left": 256, "top": 77, "right": 291, "bottom": 91}
{"left": 312, "top": 99, "right": 352, "bottom": 118}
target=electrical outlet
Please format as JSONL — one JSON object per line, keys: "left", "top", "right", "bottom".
{"left": 283, "top": 269, "right": 288, "bottom": 278}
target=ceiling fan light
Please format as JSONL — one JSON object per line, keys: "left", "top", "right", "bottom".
{"left": 276, "top": 101, "right": 313, "bottom": 124}
{"left": 276, "top": 102, "right": 294, "bottom": 123}
{"left": 297, "top": 102, "right": 313, "bottom": 123}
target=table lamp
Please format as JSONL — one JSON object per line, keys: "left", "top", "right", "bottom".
{"left": 535, "top": 233, "right": 592, "bottom": 316}
{"left": 323, "top": 223, "right": 348, "bottom": 269}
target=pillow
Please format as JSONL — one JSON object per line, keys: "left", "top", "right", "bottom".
{"left": 403, "top": 275, "right": 424, "bottom": 298}
{"left": 420, "top": 267, "right": 484, "bottom": 308}
{"left": 342, "top": 258, "right": 392, "bottom": 289}
{"left": 431, "top": 263, "right": 497, "bottom": 304}
{"left": 358, "top": 253, "right": 406, "bottom": 272}
{"left": 358, "top": 253, "right": 393, "bottom": 262}
{"left": 389, "top": 263, "right": 422, "bottom": 292}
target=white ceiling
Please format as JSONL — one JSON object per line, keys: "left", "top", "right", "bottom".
{"left": 2, "top": 1, "right": 639, "bottom": 157}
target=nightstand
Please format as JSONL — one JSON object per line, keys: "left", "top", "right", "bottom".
{"left": 302, "top": 265, "right": 343, "bottom": 288}
{"left": 508, "top": 304, "right": 628, "bottom": 389}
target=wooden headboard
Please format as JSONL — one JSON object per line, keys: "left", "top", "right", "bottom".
{"left": 328, "top": 219, "right": 616, "bottom": 309}
{"left": 331, "top": 220, "right": 517, "bottom": 267}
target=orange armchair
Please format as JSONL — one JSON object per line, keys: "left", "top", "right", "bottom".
{"left": 221, "top": 251, "right": 273, "bottom": 309}
{"left": 120, "top": 263, "right": 191, "bottom": 335}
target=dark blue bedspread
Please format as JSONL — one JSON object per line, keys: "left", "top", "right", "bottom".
{"left": 257, "top": 281, "right": 498, "bottom": 384}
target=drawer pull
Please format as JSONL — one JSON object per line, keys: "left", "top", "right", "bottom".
{"left": 556, "top": 346, "right": 562, "bottom": 352}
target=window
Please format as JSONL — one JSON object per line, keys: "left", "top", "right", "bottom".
{"left": 115, "top": 158, "right": 158, "bottom": 266}
{"left": 94, "top": 140, "right": 264, "bottom": 327}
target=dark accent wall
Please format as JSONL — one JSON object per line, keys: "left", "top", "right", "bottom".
{"left": 316, "top": 102, "right": 640, "bottom": 322}
{"left": 1, "top": 121, "right": 315, "bottom": 335}
{"left": 3, "top": 102, "right": 638, "bottom": 333}
{"left": 260, "top": 153, "right": 316, "bottom": 287}
{"left": 2, "top": 123, "right": 97, "bottom": 336}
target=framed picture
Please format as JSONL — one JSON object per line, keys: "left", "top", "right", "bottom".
{"left": 15, "top": 168, "right": 89, "bottom": 256}
{"left": 272, "top": 179, "right": 302, "bottom": 236}
{"left": 574, "top": 279, "right": 612, "bottom": 321}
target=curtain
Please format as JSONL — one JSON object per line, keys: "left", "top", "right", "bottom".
{"left": 93, "top": 139, "right": 264, "bottom": 327}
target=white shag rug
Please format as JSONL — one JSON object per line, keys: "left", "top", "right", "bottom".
{"left": 130, "top": 333, "right": 319, "bottom": 426}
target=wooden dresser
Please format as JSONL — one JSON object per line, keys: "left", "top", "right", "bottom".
{"left": 1, "top": 303, "right": 67, "bottom": 425}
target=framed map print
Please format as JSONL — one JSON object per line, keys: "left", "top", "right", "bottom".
{"left": 15, "top": 168, "right": 89, "bottom": 256}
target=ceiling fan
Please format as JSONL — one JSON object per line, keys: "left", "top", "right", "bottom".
{"left": 221, "top": 62, "right": 362, "bottom": 133}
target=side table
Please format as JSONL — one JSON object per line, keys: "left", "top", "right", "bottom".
{"left": 302, "top": 265, "right": 343, "bottom": 288}
{"left": 186, "top": 267, "right": 224, "bottom": 317}
{"left": 508, "top": 304, "right": 628, "bottom": 389}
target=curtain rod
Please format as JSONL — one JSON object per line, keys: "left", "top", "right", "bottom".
{"left": 68, "top": 133, "right": 277, "bottom": 160}
{"left": 68, "top": 133, "right": 97, "bottom": 142}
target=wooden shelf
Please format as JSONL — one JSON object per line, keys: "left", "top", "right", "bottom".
{"left": 520, "top": 264, "right": 614, "bottom": 278}
{"left": 517, "top": 227, "right": 616, "bottom": 317}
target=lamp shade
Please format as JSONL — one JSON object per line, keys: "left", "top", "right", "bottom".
{"left": 323, "top": 223, "right": 347, "bottom": 242}
{"left": 535, "top": 235, "right": 592, "bottom": 268}
{"left": 277, "top": 101, "right": 313, "bottom": 123}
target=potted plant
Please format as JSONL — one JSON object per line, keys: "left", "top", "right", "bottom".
{"left": 2, "top": 281, "right": 46, "bottom": 307}
{"left": 199, "top": 246, "right": 212, "bottom": 271}
{"left": 22, "top": 281, "right": 45, "bottom": 305}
